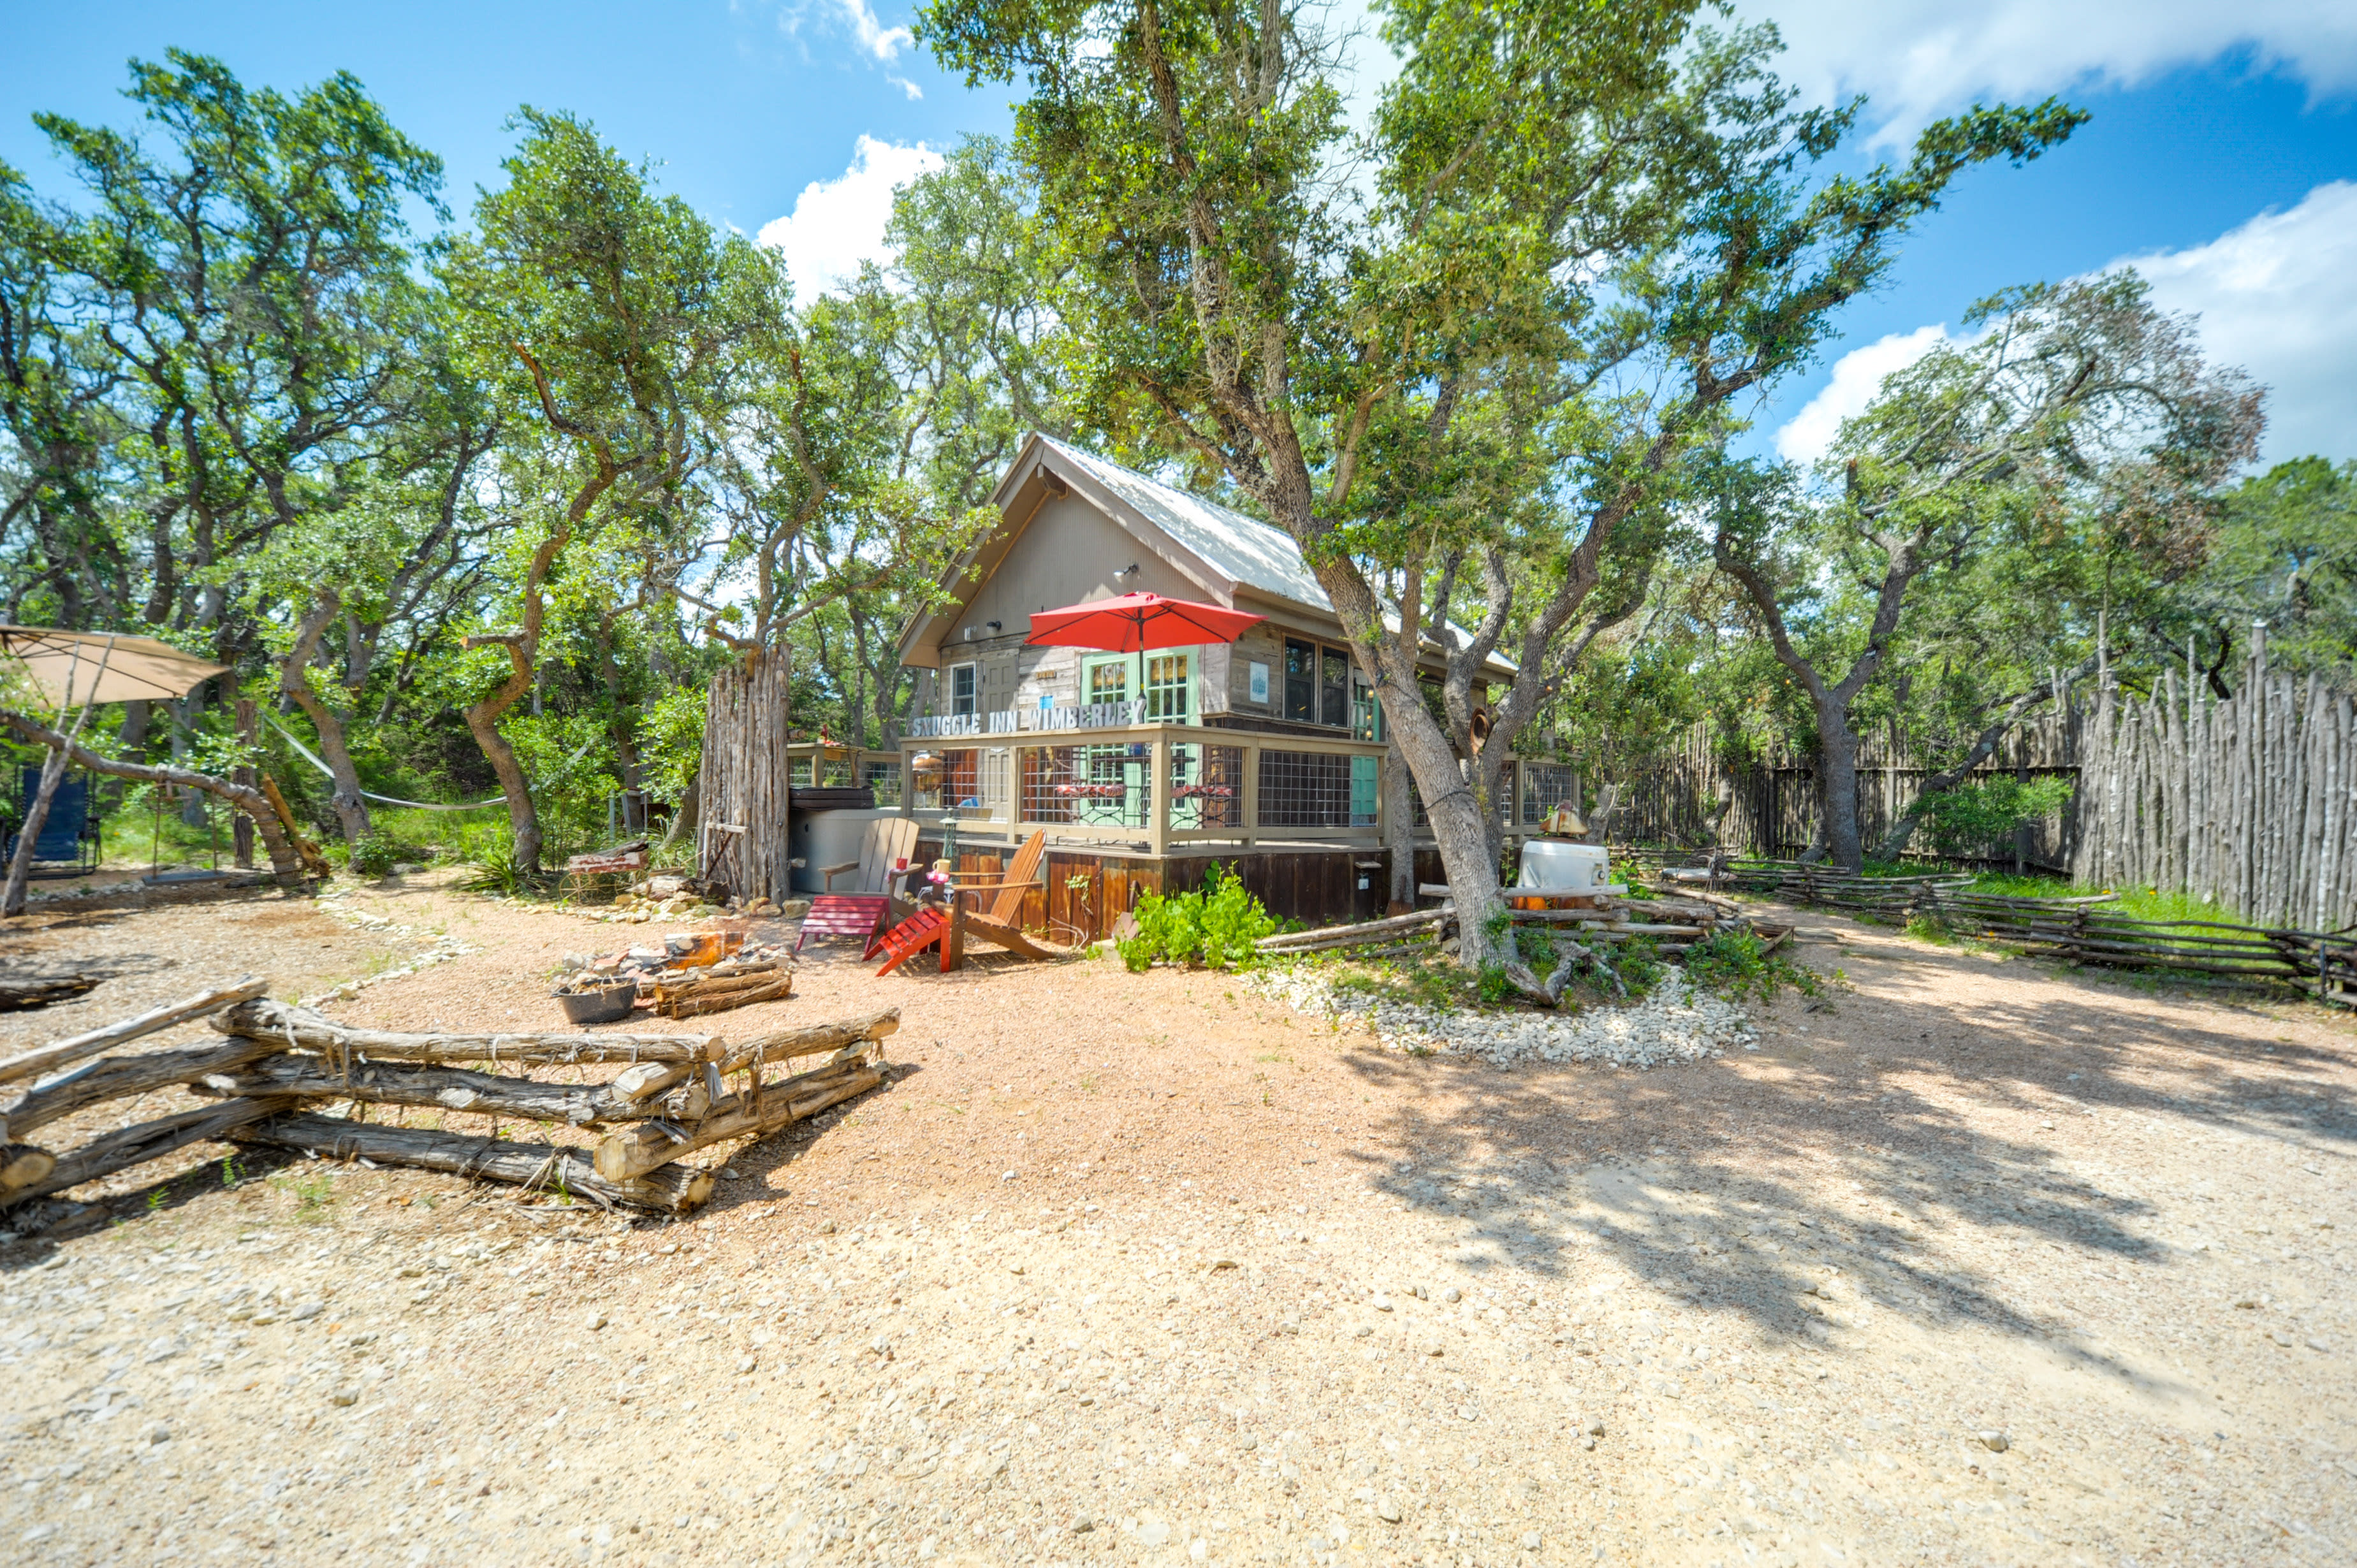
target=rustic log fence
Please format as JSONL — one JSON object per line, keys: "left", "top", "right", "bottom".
{"left": 1590, "top": 644, "right": 2357, "bottom": 931}
{"left": 1709, "top": 860, "right": 2356, "bottom": 1003}
{"left": 0, "top": 982, "right": 896, "bottom": 1231}
{"left": 2072, "top": 644, "right": 2357, "bottom": 933}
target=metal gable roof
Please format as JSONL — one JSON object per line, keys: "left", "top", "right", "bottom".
{"left": 1033, "top": 435, "right": 1332, "bottom": 611}
{"left": 1025, "top": 435, "right": 1517, "bottom": 674}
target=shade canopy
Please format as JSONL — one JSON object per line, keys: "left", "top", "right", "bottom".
{"left": 0, "top": 626, "right": 231, "bottom": 708}
{"left": 1023, "top": 592, "right": 1264, "bottom": 652}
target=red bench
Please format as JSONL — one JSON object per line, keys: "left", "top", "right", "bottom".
{"left": 794, "top": 894, "right": 893, "bottom": 959}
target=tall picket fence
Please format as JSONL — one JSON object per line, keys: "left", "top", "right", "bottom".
{"left": 1591, "top": 648, "right": 2357, "bottom": 931}
{"left": 2074, "top": 657, "right": 2357, "bottom": 933}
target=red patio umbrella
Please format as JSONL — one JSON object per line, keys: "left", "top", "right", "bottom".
{"left": 1024, "top": 592, "right": 1264, "bottom": 713}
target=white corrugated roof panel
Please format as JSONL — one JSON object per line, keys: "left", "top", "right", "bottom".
{"left": 1040, "top": 436, "right": 1329, "bottom": 609}
{"left": 1037, "top": 435, "right": 1515, "bottom": 673}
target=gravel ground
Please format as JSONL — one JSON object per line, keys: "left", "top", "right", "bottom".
{"left": 1247, "top": 968, "right": 1758, "bottom": 1068}
{"left": 3, "top": 875, "right": 2354, "bottom": 1568}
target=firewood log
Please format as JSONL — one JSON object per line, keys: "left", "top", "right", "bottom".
{"left": 0, "top": 1097, "right": 287, "bottom": 1209}
{"left": 658, "top": 976, "right": 792, "bottom": 1019}
{"left": 0, "top": 974, "right": 103, "bottom": 1012}
{"left": 0, "top": 978, "right": 270, "bottom": 1087}
{"left": 232, "top": 1112, "right": 714, "bottom": 1214}
{"left": 594, "top": 1049, "right": 884, "bottom": 1182}
{"left": 215, "top": 998, "right": 717, "bottom": 1065}
{"left": 3, "top": 1036, "right": 283, "bottom": 1140}
{"left": 187, "top": 1055, "right": 666, "bottom": 1126}
{"left": 1, "top": 1143, "right": 57, "bottom": 1194}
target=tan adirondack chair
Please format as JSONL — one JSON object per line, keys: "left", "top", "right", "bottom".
{"left": 955, "top": 831, "right": 1071, "bottom": 960}
{"left": 820, "top": 816, "right": 920, "bottom": 895}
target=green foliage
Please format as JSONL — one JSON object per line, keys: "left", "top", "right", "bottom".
{"left": 1918, "top": 776, "right": 2075, "bottom": 858}
{"left": 346, "top": 833, "right": 400, "bottom": 878}
{"left": 638, "top": 686, "right": 707, "bottom": 804}
{"left": 1682, "top": 928, "right": 1823, "bottom": 1001}
{"left": 459, "top": 836, "right": 537, "bottom": 896}
{"left": 1117, "top": 863, "right": 1277, "bottom": 972}
{"left": 272, "top": 1168, "right": 336, "bottom": 1222}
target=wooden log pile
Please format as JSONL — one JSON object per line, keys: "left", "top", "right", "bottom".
{"left": 0, "top": 981, "right": 898, "bottom": 1226}
{"left": 643, "top": 957, "right": 793, "bottom": 1019}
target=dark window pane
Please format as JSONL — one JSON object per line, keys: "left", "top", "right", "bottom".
{"left": 1320, "top": 648, "right": 1348, "bottom": 727}
{"left": 1284, "top": 639, "right": 1316, "bottom": 723}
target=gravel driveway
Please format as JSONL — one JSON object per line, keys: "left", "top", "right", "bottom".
{"left": 3, "top": 876, "right": 2351, "bottom": 1566}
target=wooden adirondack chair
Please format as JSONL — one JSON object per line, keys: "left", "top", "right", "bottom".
{"left": 799, "top": 817, "right": 921, "bottom": 957}
{"left": 954, "top": 831, "right": 1072, "bottom": 961}
{"left": 820, "top": 817, "right": 919, "bottom": 895}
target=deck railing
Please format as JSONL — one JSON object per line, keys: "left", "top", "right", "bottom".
{"left": 900, "top": 722, "right": 1421, "bottom": 853}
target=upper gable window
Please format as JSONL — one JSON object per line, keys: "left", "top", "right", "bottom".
{"left": 949, "top": 662, "right": 978, "bottom": 717}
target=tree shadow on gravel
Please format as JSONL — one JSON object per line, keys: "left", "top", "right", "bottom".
{"left": 1327, "top": 938, "right": 2354, "bottom": 1386}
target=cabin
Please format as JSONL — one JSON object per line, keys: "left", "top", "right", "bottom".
{"left": 885, "top": 433, "right": 1581, "bottom": 936}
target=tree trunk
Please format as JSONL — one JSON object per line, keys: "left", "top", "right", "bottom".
{"left": 281, "top": 589, "right": 372, "bottom": 845}
{"left": 463, "top": 686, "right": 542, "bottom": 872}
{"left": 231, "top": 697, "right": 257, "bottom": 868}
{"left": 1816, "top": 711, "right": 1865, "bottom": 873}
{"left": 698, "top": 650, "right": 794, "bottom": 903}
{"left": 0, "top": 711, "right": 304, "bottom": 887}
{"left": 1382, "top": 742, "right": 1416, "bottom": 912}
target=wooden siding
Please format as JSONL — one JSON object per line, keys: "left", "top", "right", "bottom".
{"left": 914, "top": 837, "right": 1389, "bottom": 940}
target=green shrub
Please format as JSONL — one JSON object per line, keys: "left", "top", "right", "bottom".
{"left": 459, "top": 838, "right": 536, "bottom": 896}
{"left": 1683, "top": 927, "right": 1821, "bottom": 1001}
{"left": 1918, "top": 776, "right": 2075, "bottom": 858}
{"left": 1118, "top": 862, "right": 1276, "bottom": 972}
{"left": 346, "top": 833, "right": 400, "bottom": 878}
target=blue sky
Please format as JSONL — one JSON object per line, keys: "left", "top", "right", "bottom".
{"left": 4, "top": 0, "right": 2353, "bottom": 463}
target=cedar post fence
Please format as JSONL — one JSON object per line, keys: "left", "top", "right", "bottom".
{"left": 1592, "top": 643, "right": 2357, "bottom": 931}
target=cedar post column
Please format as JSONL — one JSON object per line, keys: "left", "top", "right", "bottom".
{"left": 1240, "top": 741, "right": 1260, "bottom": 852}
{"left": 1148, "top": 736, "right": 1171, "bottom": 860}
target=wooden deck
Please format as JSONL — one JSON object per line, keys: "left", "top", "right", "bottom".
{"left": 914, "top": 836, "right": 1440, "bottom": 943}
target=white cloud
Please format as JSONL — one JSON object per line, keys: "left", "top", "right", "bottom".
{"left": 2122, "top": 180, "right": 2357, "bottom": 462}
{"left": 836, "top": 0, "right": 912, "bottom": 62}
{"left": 1745, "top": 1, "right": 2357, "bottom": 139}
{"left": 1774, "top": 323, "right": 1954, "bottom": 463}
{"left": 757, "top": 136, "right": 945, "bottom": 298}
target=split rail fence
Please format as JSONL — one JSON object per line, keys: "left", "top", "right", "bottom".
{"left": 0, "top": 980, "right": 894, "bottom": 1231}
{"left": 1714, "top": 862, "right": 2357, "bottom": 1003}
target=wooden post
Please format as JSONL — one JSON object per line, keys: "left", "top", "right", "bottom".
{"left": 1148, "top": 736, "right": 1171, "bottom": 859}
{"left": 941, "top": 897, "right": 966, "bottom": 973}
{"left": 232, "top": 696, "right": 258, "bottom": 869}
{"left": 1241, "top": 740, "right": 1260, "bottom": 852}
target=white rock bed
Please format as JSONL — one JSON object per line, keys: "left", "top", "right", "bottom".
{"left": 1249, "top": 963, "right": 1758, "bottom": 1067}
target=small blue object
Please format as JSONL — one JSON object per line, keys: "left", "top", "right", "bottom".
{"left": 8, "top": 768, "right": 91, "bottom": 865}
